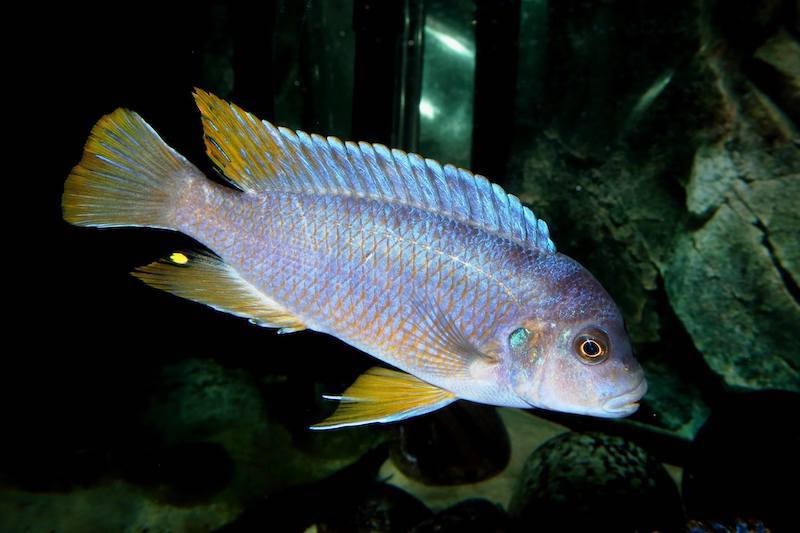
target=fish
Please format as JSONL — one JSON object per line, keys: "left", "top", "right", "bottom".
{"left": 62, "top": 89, "right": 647, "bottom": 429}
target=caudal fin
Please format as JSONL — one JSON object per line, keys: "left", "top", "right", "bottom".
{"left": 63, "top": 109, "right": 198, "bottom": 229}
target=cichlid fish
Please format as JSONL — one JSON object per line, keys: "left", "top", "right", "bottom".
{"left": 63, "top": 90, "right": 646, "bottom": 429}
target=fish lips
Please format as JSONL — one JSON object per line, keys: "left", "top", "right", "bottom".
{"left": 601, "top": 378, "right": 648, "bottom": 417}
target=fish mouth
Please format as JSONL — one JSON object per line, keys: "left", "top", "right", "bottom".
{"left": 602, "top": 378, "right": 648, "bottom": 416}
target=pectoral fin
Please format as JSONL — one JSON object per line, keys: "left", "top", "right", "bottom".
{"left": 404, "top": 292, "right": 500, "bottom": 379}
{"left": 310, "top": 367, "right": 457, "bottom": 430}
{"left": 132, "top": 251, "right": 306, "bottom": 332}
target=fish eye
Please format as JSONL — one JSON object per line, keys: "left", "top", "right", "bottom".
{"left": 573, "top": 329, "right": 609, "bottom": 365}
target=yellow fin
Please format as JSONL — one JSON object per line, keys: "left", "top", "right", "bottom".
{"left": 310, "top": 367, "right": 457, "bottom": 430}
{"left": 63, "top": 108, "right": 201, "bottom": 229}
{"left": 132, "top": 251, "right": 306, "bottom": 332}
{"left": 193, "top": 88, "right": 287, "bottom": 193}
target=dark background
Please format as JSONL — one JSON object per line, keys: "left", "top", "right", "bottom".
{"left": 10, "top": 2, "right": 350, "bottom": 488}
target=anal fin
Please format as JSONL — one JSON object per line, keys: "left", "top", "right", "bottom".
{"left": 310, "top": 367, "right": 457, "bottom": 430}
{"left": 132, "top": 251, "right": 306, "bottom": 332}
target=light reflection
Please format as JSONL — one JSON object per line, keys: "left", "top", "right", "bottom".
{"left": 426, "top": 22, "right": 474, "bottom": 58}
{"left": 419, "top": 99, "right": 437, "bottom": 119}
{"left": 630, "top": 70, "right": 675, "bottom": 120}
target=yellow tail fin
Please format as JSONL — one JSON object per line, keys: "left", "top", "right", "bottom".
{"left": 63, "top": 109, "right": 201, "bottom": 229}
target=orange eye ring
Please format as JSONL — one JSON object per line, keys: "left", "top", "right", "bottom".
{"left": 573, "top": 331, "right": 609, "bottom": 364}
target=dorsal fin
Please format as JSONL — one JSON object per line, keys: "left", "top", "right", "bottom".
{"left": 193, "top": 89, "right": 556, "bottom": 254}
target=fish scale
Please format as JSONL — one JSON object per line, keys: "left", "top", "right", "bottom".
{"left": 178, "top": 179, "right": 527, "bottom": 390}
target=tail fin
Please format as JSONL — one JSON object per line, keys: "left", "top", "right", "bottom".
{"left": 63, "top": 109, "right": 197, "bottom": 229}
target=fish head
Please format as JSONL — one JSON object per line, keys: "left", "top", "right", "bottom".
{"left": 507, "top": 254, "right": 646, "bottom": 418}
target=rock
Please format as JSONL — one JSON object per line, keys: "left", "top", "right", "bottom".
{"left": 508, "top": 432, "right": 683, "bottom": 532}
{"left": 632, "top": 354, "right": 709, "bottom": 438}
{"left": 754, "top": 30, "right": 800, "bottom": 81}
{"left": 745, "top": 175, "right": 800, "bottom": 286}
{"left": 686, "top": 518, "right": 770, "bottom": 533}
{"left": 682, "top": 391, "right": 800, "bottom": 532}
{"left": 380, "top": 408, "right": 569, "bottom": 513}
{"left": 117, "top": 441, "right": 234, "bottom": 505}
{"left": 753, "top": 29, "right": 800, "bottom": 121}
{"left": 665, "top": 192, "right": 800, "bottom": 391}
{"left": 313, "top": 483, "right": 432, "bottom": 533}
{"left": 142, "top": 358, "right": 265, "bottom": 442}
{"left": 389, "top": 402, "right": 511, "bottom": 485}
{"left": 667, "top": 51, "right": 800, "bottom": 391}
{"left": 139, "top": 358, "right": 385, "bottom": 511}
{"left": 0, "top": 481, "right": 240, "bottom": 532}
{"left": 685, "top": 142, "right": 742, "bottom": 218}
{"left": 409, "top": 499, "right": 509, "bottom": 533}
{"left": 662, "top": 7, "right": 800, "bottom": 393}
{"left": 215, "top": 444, "right": 391, "bottom": 532}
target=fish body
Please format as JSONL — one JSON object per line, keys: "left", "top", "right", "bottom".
{"left": 177, "top": 178, "right": 542, "bottom": 407}
{"left": 63, "top": 90, "right": 646, "bottom": 428}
